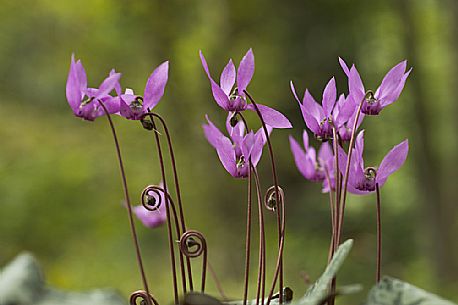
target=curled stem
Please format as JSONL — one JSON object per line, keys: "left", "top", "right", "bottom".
{"left": 145, "top": 111, "right": 194, "bottom": 291}
{"left": 98, "top": 101, "right": 151, "bottom": 305}
{"left": 179, "top": 230, "right": 208, "bottom": 293}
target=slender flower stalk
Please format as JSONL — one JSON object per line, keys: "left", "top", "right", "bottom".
{"left": 149, "top": 115, "right": 180, "bottom": 304}
{"left": 376, "top": 183, "right": 382, "bottom": 282}
{"left": 145, "top": 112, "right": 194, "bottom": 291}
{"left": 97, "top": 101, "right": 152, "bottom": 305}
{"left": 251, "top": 166, "right": 266, "bottom": 305}
{"left": 336, "top": 97, "right": 364, "bottom": 244}
{"left": 243, "top": 160, "right": 253, "bottom": 305}
{"left": 243, "top": 90, "right": 285, "bottom": 305}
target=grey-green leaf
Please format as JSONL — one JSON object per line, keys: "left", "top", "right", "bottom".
{"left": 365, "top": 276, "right": 457, "bottom": 305}
{"left": 296, "top": 239, "right": 354, "bottom": 305}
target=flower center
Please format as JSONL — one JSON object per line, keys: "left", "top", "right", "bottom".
{"left": 365, "top": 90, "right": 378, "bottom": 105}
{"left": 130, "top": 96, "right": 144, "bottom": 111}
{"left": 236, "top": 155, "right": 246, "bottom": 169}
{"left": 80, "top": 96, "right": 95, "bottom": 107}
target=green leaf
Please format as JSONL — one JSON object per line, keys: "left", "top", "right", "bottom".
{"left": 295, "top": 239, "right": 354, "bottom": 305}
{"left": 365, "top": 276, "right": 457, "bottom": 305}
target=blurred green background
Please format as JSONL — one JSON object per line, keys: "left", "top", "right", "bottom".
{"left": 1, "top": 0, "right": 457, "bottom": 303}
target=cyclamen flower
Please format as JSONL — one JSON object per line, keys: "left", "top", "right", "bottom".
{"left": 338, "top": 130, "right": 409, "bottom": 194}
{"left": 200, "top": 49, "right": 292, "bottom": 129}
{"left": 133, "top": 183, "right": 167, "bottom": 228}
{"left": 203, "top": 115, "right": 271, "bottom": 178}
{"left": 289, "top": 131, "right": 334, "bottom": 193}
{"left": 116, "top": 61, "right": 169, "bottom": 120}
{"left": 291, "top": 78, "right": 355, "bottom": 141}
{"left": 339, "top": 58, "right": 411, "bottom": 115}
{"left": 66, "top": 55, "right": 121, "bottom": 121}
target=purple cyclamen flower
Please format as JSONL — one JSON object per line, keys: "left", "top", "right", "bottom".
{"left": 116, "top": 61, "right": 169, "bottom": 120}
{"left": 133, "top": 183, "right": 167, "bottom": 228}
{"left": 200, "top": 49, "right": 292, "bottom": 129}
{"left": 338, "top": 130, "right": 409, "bottom": 194}
{"left": 339, "top": 57, "right": 411, "bottom": 115}
{"left": 203, "top": 115, "right": 271, "bottom": 178}
{"left": 289, "top": 131, "right": 334, "bottom": 193}
{"left": 291, "top": 78, "right": 355, "bottom": 141}
{"left": 66, "top": 55, "right": 121, "bottom": 121}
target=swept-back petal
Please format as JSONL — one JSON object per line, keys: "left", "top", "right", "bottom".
{"left": 318, "top": 142, "right": 333, "bottom": 165}
{"left": 202, "top": 115, "right": 227, "bottom": 149}
{"left": 376, "top": 60, "right": 407, "bottom": 101}
{"left": 246, "top": 103, "right": 292, "bottom": 128}
{"left": 289, "top": 136, "right": 315, "bottom": 180}
{"left": 96, "top": 72, "right": 121, "bottom": 98}
{"left": 349, "top": 65, "right": 365, "bottom": 103}
{"left": 380, "top": 67, "right": 412, "bottom": 107}
{"left": 322, "top": 77, "right": 337, "bottom": 116}
{"left": 237, "top": 49, "right": 255, "bottom": 93}
{"left": 143, "top": 61, "right": 169, "bottom": 110}
{"left": 304, "top": 89, "right": 324, "bottom": 120}
{"left": 200, "top": 51, "right": 231, "bottom": 110}
{"left": 302, "top": 130, "right": 309, "bottom": 150}
{"left": 377, "top": 139, "right": 409, "bottom": 185}
{"left": 66, "top": 56, "right": 82, "bottom": 112}
{"left": 215, "top": 137, "right": 237, "bottom": 177}
{"left": 220, "top": 59, "right": 236, "bottom": 95}
{"left": 339, "top": 57, "right": 351, "bottom": 77}
{"left": 110, "top": 69, "right": 121, "bottom": 96}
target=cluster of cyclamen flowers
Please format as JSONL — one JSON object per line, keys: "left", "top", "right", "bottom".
{"left": 289, "top": 57, "right": 410, "bottom": 283}
{"left": 65, "top": 49, "right": 411, "bottom": 305}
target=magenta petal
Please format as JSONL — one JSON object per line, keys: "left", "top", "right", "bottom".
{"left": 143, "top": 61, "right": 169, "bottom": 110}
{"left": 96, "top": 72, "right": 121, "bottom": 98}
{"left": 216, "top": 137, "right": 237, "bottom": 177}
{"left": 119, "top": 98, "right": 135, "bottom": 120}
{"left": 250, "top": 128, "right": 268, "bottom": 167}
{"left": 377, "top": 139, "right": 409, "bottom": 185}
{"left": 66, "top": 57, "right": 82, "bottom": 112}
{"left": 302, "top": 130, "right": 309, "bottom": 150}
{"left": 237, "top": 49, "right": 255, "bottom": 93}
{"left": 318, "top": 142, "right": 333, "bottom": 165}
{"left": 349, "top": 65, "right": 365, "bottom": 102}
{"left": 220, "top": 59, "right": 236, "bottom": 95}
{"left": 322, "top": 77, "right": 337, "bottom": 116}
{"left": 339, "top": 57, "right": 351, "bottom": 77}
{"left": 246, "top": 104, "right": 292, "bottom": 128}
{"left": 133, "top": 205, "right": 166, "bottom": 229}
{"left": 376, "top": 61, "right": 407, "bottom": 101}
{"left": 200, "top": 51, "right": 231, "bottom": 110}
{"left": 289, "top": 136, "right": 315, "bottom": 180}
{"left": 380, "top": 68, "right": 411, "bottom": 107}
{"left": 303, "top": 89, "right": 325, "bottom": 121}
{"left": 110, "top": 69, "right": 122, "bottom": 96}
{"left": 202, "top": 115, "right": 227, "bottom": 149}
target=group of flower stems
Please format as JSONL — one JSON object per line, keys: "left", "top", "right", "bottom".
{"left": 66, "top": 49, "right": 410, "bottom": 305}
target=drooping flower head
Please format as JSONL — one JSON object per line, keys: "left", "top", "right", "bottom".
{"left": 200, "top": 49, "right": 292, "bottom": 129}
{"left": 338, "top": 130, "right": 409, "bottom": 194}
{"left": 291, "top": 79, "right": 355, "bottom": 141}
{"left": 133, "top": 183, "right": 168, "bottom": 229}
{"left": 203, "top": 115, "right": 271, "bottom": 178}
{"left": 339, "top": 58, "right": 411, "bottom": 116}
{"left": 66, "top": 55, "right": 121, "bottom": 121}
{"left": 289, "top": 131, "right": 334, "bottom": 193}
{"left": 116, "top": 61, "right": 169, "bottom": 120}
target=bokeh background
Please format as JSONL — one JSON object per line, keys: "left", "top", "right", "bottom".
{"left": 1, "top": 0, "right": 457, "bottom": 303}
